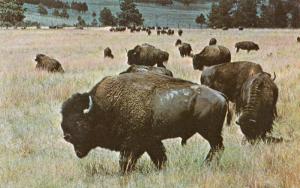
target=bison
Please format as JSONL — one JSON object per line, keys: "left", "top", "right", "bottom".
{"left": 61, "top": 73, "right": 229, "bottom": 173}
{"left": 209, "top": 38, "right": 217, "bottom": 45}
{"left": 201, "top": 61, "right": 263, "bottom": 103}
{"left": 175, "top": 39, "right": 182, "bottom": 46}
{"left": 120, "top": 65, "right": 173, "bottom": 77}
{"left": 104, "top": 47, "right": 114, "bottom": 59}
{"left": 235, "top": 41, "right": 259, "bottom": 53}
{"left": 35, "top": 54, "right": 64, "bottom": 73}
{"left": 178, "top": 29, "right": 183, "bottom": 36}
{"left": 237, "top": 72, "right": 282, "bottom": 143}
{"left": 193, "top": 45, "right": 231, "bottom": 71}
{"left": 127, "top": 43, "right": 169, "bottom": 68}
{"left": 178, "top": 43, "right": 192, "bottom": 57}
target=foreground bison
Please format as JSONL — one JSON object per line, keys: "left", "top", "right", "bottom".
{"left": 35, "top": 54, "right": 64, "bottom": 73}
{"left": 235, "top": 41, "right": 259, "bottom": 53}
{"left": 120, "top": 65, "right": 173, "bottom": 77}
{"left": 127, "top": 43, "right": 169, "bottom": 68}
{"left": 201, "top": 61, "right": 263, "bottom": 103}
{"left": 104, "top": 47, "right": 114, "bottom": 59}
{"left": 193, "top": 45, "right": 231, "bottom": 70}
{"left": 61, "top": 73, "right": 229, "bottom": 173}
{"left": 178, "top": 43, "right": 192, "bottom": 57}
{"left": 237, "top": 72, "right": 281, "bottom": 143}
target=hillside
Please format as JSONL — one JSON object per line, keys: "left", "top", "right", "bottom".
{"left": 24, "top": 0, "right": 212, "bottom": 28}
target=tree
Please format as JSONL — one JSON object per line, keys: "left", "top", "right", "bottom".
{"left": 195, "top": 13, "right": 206, "bottom": 28}
{"left": 60, "top": 8, "right": 69, "bottom": 18}
{"left": 92, "top": 11, "right": 96, "bottom": 18}
{"left": 232, "top": 0, "right": 259, "bottom": 28}
{"left": 52, "top": 9, "right": 60, "bottom": 17}
{"left": 76, "top": 16, "right": 86, "bottom": 27}
{"left": 259, "top": 4, "right": 274, "bottom": 27}
{"left": 118, "top": 0, "right": 144, "bottom": 26}
{"left": 207, "top": 0, "right": 234, "bottom": 28}
{"left": 208, "top": 2, "right": 219, "bottom": 27}
{"left": 273, "top": 0, "right": 288, "bottom": 28}
{"left": 291, "top": 6, "right": 300, "bottom": 28}
{"left": 91, "top": 11, "right": 98, "bottom": 26}
{"left": 0, "top": 0, "right": 25, "bottom": 26}
{"left": 99, "top": 7, "right": 117, "bottom": 26}
{"left": 38, "top": 3, "right": 48, "bottom": 15}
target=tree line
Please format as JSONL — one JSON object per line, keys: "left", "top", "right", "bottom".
{"left": 23, "top": 0, "right": 88, "bottom": 12}
{"left": 207, "top": 0, "right": 300, "bottom": 28}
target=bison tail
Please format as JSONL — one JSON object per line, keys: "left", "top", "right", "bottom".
{"left": 226, "top": 103, "right": 233, "bottom": 126}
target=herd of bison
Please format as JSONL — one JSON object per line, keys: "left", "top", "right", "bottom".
{"left": 33, "top": 27, "right": 299, "bottom": 174}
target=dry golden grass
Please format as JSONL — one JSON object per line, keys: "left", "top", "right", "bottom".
{"left": 0, "top": 28, "right": 300, "bottom": 188}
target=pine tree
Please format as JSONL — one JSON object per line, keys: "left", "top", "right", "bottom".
{"left": 100, "top": 7, "right": 117, "bottom": 26}
{"left": 273, "top": 0, "right": 288, "bottom": 28}
{"left": 233, "top": 0, "right": 259, "bottom": 28}
{"left": 38, "top": 3, "right": 48, "bottom": 15}
{"left": 118, "top": 0, "right": 144, "bottom": 26}
{"left": 259, "top": 3, "right": 274, "bottom": 27}
{"left": 0, "top": 0, "right": 25, "bottom": 26}
{"left": 195, "top": 13, "right": 206, "bottom": 28}
{"left": 52, "top": 9, "right": 60, "bottom": 17}
{"left": 91, "top": 11, "right": 98, "bottom": 26}
{"left": 77, "top": 16, "right": 86, "bottom": 27}
{"left": 208, "top": 2, "right": 220, "bottom": 28}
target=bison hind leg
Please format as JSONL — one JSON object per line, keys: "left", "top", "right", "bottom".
{"left": 204, "top": 135, "right": 224, "bottom": 163}
{"left": 147, "top": 141, "right": 167, "bottom": 170}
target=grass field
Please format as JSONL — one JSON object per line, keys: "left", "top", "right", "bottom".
{"left": 0, "top": 28, "right": 300, "bottom": 188}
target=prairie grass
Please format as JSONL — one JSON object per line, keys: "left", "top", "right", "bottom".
{"left": 0, "top": 28, "right": 299, "bottom": 188}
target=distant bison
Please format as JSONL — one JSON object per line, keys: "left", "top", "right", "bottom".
{"left": 61, "top": 73, "right": 229, "bottom": 173}
{"left": 209, "top": 38, "right": 217, "bottom": 45}
{"left": 238, "top": 26, "right": 244, "bottom": 31}
{"left": 237, "top": 72, "right": 281, "bottom": 143}
{"left": 127, "top": 43, "right": 169, "bottom": 68}
{"left": 178, "top": 29, "right": 183, "bottom": 36}
{"left": 35, "top": 54, "right": 64, "bottom": 73}
{"left": 235, "top": 41, "right": 259, "bottom": 53}
{"left": 193, "top": 45, "right": 231, "bottom": 70}
{"left": 120, "top": 65, "right": 173, "bottom": 77}
{"left": 175, "top": 39, "right": 182, "bottom": 46}
{"left": 178, "top": 43, "right": 192, "bottom": 57}
{"left": 104, "top": 47, "right": 114, "bottom": 59}
{"left": 201, "top": 61, "right": 263, "bottom": 103}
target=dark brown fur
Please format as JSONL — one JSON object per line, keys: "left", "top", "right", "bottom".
{"left": 35, "top": 54, "right": 64, "bottom": 73}
{"left": 235, "top": 41, "right": 259, "bottom": 53}
{"left": 120, "top": 65, "right": 173, "bottom": 77}
{"left": 61, "top": 73, "right": 229, "bottom": 173}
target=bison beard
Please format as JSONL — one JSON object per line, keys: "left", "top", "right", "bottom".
{"left": 61, "top": 73, "right": 229, "bottom": 173}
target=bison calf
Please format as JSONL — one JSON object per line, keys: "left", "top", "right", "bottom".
{"left": 104, "top": 47, "right": 114, "bottom": 59}
{"left": 61, "top": 73, "right": 229, "bottom": 173}
{"left": 35, "top": 54, "right": 64, "bottom": 73}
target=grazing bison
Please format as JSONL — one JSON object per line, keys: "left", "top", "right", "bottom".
{"left": 237, "top": 72, "right": 281, "bottom": 143}
{"left": 209, "top": 38, "right": 217, "bottom": 45}
{"left": 175, "top": 39, "right": 182, "bottom": 46}
{"left": 235, "top": 41, "right": 259, "bottom": 53}
{"left": 201, "top": 61, "right": 263, "bottom": 104}
{"left": 120, "top": 65, "right": 173, "bottom": 77}
{"left": 61, "top": 73, "right": 229, "bottom": 173}
{"left": 239, "top": 26, "right": 244, "bottom": 31}
{"left": 178, "top": 29, "right": 183, "bottom": 36}
{"left": 104, "top": 47, "right": 114, "bottom": 59}
{"left": 35, "top": 54, "right": 64, "bottom": 73}
{"left": 193, "top": 45, "right": 231, "bottom": 71}
{"left": 178, "top": 43, "right": 192, "bottom": 57}
{"left": 127, "top": 43, "right": 169, "bottom": 68}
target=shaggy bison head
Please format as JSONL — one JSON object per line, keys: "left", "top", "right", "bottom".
{"left": 35, "top": 54, "right": 46, "bottom": 62}
{"left": 127, "top": 45, "right": 142, "bottom": 65}
{"left": 236, "top": 73, "right": 278, "bottom": 141}
{"left": 61, "top": 93, "right": 95, "bottom": 158}
{"left": 254, "top": 44, "right": 260, "bottom": 51}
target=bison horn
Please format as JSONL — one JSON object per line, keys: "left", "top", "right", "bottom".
{"left": 272, "top": 72, "right": 276, "bottom": 81}
{"left": 249, "top": 119, "right": 256, "bottom": 123}
{"left": 83, "top": 96, "right": 93, "bottom": 114}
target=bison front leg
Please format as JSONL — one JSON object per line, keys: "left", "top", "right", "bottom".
{"left": 204, "top": 135, "right": 224, "bottom": 163}
{"left": 119, "top": 150, "right": 144, "bottom": 174}
{"left": 147, "top": 141, "right": 167, "bottom": 170}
